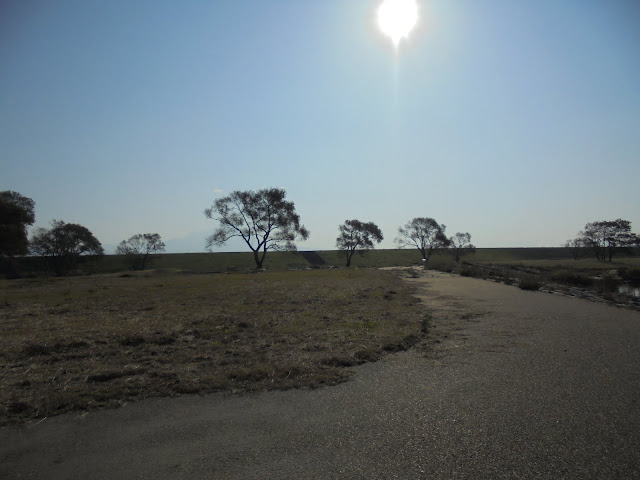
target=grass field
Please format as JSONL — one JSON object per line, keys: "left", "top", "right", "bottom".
{"left": 0, "top": 269, "right": 428, "bottom": 424}
{"left": 3, "top": 247, "right": 639, "bottom": 424}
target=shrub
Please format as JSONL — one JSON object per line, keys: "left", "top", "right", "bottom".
{"left": 460, "top": 267, "right": 473, "bottom": 277}
{"left": 428, "top": 257, "right": 455, "bottom": 273}
{"left": 460, "top": 265, "right": 483, "bottom": 278}
{"left": 550, "top": 270, "right": 593, "bottom": 287}
{"left": 518, "top": 276, "right": 542, "bottom": 291}
{"left": 618, "top": 267, "right": 640, "bottom": 286}
{"left": 594, "top": 275, "right": 622, "bottom": 293}
{"left": 406, "top": 268, "right": 421, "bottom": 278}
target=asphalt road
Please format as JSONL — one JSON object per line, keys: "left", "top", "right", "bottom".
{"left": 2, "top": 272, "right": 640, "bottom": 479}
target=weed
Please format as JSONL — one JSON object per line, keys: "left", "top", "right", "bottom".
{"left": 406, "top": 268, "right": 421, "bottom": 278}
{"left": 518, "top": 276, "right": 542, "bottom": 291}
{"left": 618, "top": 267, "right": 640, "bottom": 285}
{"left": 460, "top": 265, "right": 485, "bottom": 278}
{"left": 595, "top": 275, "right": 622, "bottom": 293}
{"left": 549, "top": 270, "right": 593, "bottom": 287}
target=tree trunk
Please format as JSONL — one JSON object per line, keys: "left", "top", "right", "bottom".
{"left": 419, "top": 248, "right": 427, "bottom": 269}
{"left": 253, "top": 251, "right": 263, "bottom": 269}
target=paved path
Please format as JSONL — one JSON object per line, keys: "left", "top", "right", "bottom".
{"left": 2, "top": 272, "right": 640, "bottom": 479}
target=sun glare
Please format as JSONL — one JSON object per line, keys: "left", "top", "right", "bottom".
{"left": 377, "top": 0, "right": 418, "bottom": 49}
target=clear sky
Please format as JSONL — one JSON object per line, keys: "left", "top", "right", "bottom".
{"left": 2, "top": 0, "right": 639, "bottom": 253}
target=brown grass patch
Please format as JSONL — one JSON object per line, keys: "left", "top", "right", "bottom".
{"left": 0, "top": 269, "right": 426, "bottom": 424}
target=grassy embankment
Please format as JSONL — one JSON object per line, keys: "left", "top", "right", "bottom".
{"left": 14, "top": 246, "right": 640, "bottom": 275}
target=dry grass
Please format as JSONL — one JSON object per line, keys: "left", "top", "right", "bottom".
{"left": 0, "top": 269, "right": 426, "bottom": 424}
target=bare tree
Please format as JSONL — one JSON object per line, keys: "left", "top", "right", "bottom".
{"left": 336, "top": 219, "right": 383, "bottom": 267}
{"left": 395, "top": 217, "right": 450, "bottom": 266}
{"left": 29, "top": 220, "right": 103, "bottom": 275}
{"left": 116, "top": 233, "right": 165, "bottom": 270}
{"left": 204, "top": 188, "right": 309, "bottom": 269}
{"left": 449, "top": 232, "right": 475, "bottom": 263}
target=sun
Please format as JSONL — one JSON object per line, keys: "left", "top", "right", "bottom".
{"left": 377, "top": 0, "right": 418, "bottom": 49}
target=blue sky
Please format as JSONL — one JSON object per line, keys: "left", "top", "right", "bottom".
{"left": 2, "top": 0, "right": 639, "bottom": 253}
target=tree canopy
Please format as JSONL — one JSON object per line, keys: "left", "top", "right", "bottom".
{"left": 395, "top": 217, "right": 450, "bottom": 265}
{"left": 574, "top": 219, "right": 639, "bottom": 262}
{"left": 0, "top": 191, "right": 35, "bottom": 257}
{"left": 116, "top": 233, "right": 165, "bottom": 270}
{"left": 335, "top": 219, "right": 383, "bottom": 267}
{"left": 30, "top": 220, "right": 104, "bottom": 275}
{"left": 204, "top": 188, "right": 309, "bottom": 269}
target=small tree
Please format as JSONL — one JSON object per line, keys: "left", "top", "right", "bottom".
{"left": 449, "top": 232, "right": 475, "bottom": 264}
{"left": 395, "top": 217, "right": 450, "bottom": 267}
{"left": 336, "top": 219, "right": 383, "bottom": 267}
{"left": 29, "top": 220, "right": 103, "bottom": 275}
{"left": 204, "top": 188, "right": 309, "bottom": 269}
{"left": 0, "top": 191, "right": 35, "bottom": 258}
{"left": 116, "top": 233, "right": 165, "bottom": 270}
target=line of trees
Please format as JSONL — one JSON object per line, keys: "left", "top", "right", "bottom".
{"left": 4, "top": 187, "right": 639, "bottom": 275}
{"left": 333, "top": 217, "right": 475, "bottom": 268}
{"left": 204, "top": 188, "right": 476, "bottom": 268}
{"left": 1, "top": 190, "right": 166, "bottom": 276}
{"left": 566, "top": 220, "right": 640, "bottom": 262}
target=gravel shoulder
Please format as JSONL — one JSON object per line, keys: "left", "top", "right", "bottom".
{"left": 2, "top": 271, "right": 640, "bottom": 479}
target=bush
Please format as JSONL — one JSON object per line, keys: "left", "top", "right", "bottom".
{"left": 460, "top": 267, "right": 473, "bottom": 277}
{"left": 406, "top": 268, "right": 421, "bottom": 278}
{"left": 550, "top": 270, "right": 593, "bottom": 287}
{"left": 618, "top": 267, "right": 640, "bottom": 286}
{"left": 459, "top": 265, "right": 484, "bottom": 278}
{"left": 594, "top": 275, "right": 622, "bottom": 293}
{"left": 518, "top": 276, "right": 542, "bottom": 291}
{"left": 428, "top": 257, "right": 455, "bottom": 273}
